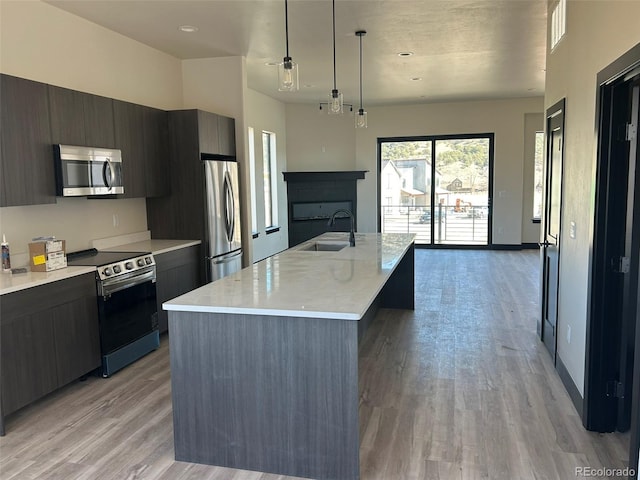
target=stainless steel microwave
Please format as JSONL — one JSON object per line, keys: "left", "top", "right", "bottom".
{"left": 54, "top": 145, "right": 124, "bottom": 196}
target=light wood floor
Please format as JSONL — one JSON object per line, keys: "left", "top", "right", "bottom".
{"left": 0, "top": 249, "right": 630, "bottom": 480}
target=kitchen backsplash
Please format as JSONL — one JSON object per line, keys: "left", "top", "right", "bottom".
{"left": 0, "top": 197, "right": 148, "bottom": 265}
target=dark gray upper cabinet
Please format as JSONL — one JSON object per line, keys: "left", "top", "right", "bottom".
{"left": 143, "top": 106, "right": 170, "bottom": 197}
{"left": 113, "top": 100, "right": 170, "bottom": 198}
{"left": 83, "top": 93, "right": 116, "bottom": 148}
{"left": 217, "top": 114, "right": 236, "bottom": 156}
{"left": 48, "top": 84, "right": 115, "bottom": 148}
{"left": 113, "top": 99, "right": 146, "bottom": 198}
{"left": 48, "top": 85, "right": 86, "bottom": 146}
{"left": 197, "top": 110, "right": 219, "bottom": 155}
{"left": 0, "top": 74, "right": 55, "bottom": 207}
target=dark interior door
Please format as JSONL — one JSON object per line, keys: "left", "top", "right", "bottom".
{"left": 541, "top": 99, "right": 565, "bottom": 362}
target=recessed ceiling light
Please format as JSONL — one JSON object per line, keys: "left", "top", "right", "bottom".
{"left": 178, "top": 25, "right": 198, "bottom": 33}
{"left": 398, "top": 52, "right": 414, "bottom": 57}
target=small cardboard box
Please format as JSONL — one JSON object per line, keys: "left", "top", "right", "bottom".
{"left": 29, "top": 240, "right": 67, "bottom": 272}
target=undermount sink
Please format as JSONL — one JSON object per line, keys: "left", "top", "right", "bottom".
{"left": 299, "top": 241, "right": 350, "bottom": 252}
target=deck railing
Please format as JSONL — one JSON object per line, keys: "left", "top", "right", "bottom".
{"left": 381, "top": 204, "right": 489, "bottom": 245}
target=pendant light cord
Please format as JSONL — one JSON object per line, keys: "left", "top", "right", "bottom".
{"left": 359, "top": 33, "right": 363, "bottom": 109}
{"left": 285, "top": 0, "right": 290, "bottom": 58}
{"left": 332, "top": 0, "right": 337, "bottom": 90}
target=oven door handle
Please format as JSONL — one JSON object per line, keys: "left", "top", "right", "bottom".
{"left": 99, "top": 268, "right": 156, "bottom": 298}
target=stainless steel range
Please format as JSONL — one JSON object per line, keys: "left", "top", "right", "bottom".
{"left": 67, "top": 249, "right": 159, "bottom": 377}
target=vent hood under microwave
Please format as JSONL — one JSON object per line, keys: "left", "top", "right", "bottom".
{"left": 54, "top": 144, "right": 124, "bottom": 197}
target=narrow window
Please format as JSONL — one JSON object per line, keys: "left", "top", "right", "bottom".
{"left": 248, "top": 127, "right": 258, "bottom": 234}
{"left": 262, "top": 131, "right": 278, "bottom": 228}
{"left": 550, "top": 0, "right": 566, "bottom": 50}
{"left": 533, "top": 131, "right": 544, "bottom": 219}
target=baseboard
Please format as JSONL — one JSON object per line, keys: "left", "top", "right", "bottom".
{"left": 492, "top": 243, "right": 540, "bottom": 250}
{"left": 557, "top": 355, "right": 584, "bottom": 417}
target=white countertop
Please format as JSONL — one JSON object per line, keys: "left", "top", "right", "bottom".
{"left": 0, "top": 238, "right": 200, "bottom": 295}
{"left": 102, "top": 239, "right": 201, "bottom": 255}
{"left": 164, "top": 232, "right": 415, "bottom": 320}
{"left": 0, "top": 266, "right": 97, "bottom": 295}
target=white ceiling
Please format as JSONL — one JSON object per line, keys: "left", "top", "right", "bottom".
{"left": 45, "top": 0, "right": 547, "bottom": 107}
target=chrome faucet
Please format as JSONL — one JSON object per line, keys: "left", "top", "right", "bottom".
{"left": 327, "top": 209, "right": 356, "bottom": 247}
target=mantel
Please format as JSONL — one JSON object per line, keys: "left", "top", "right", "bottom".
{"left": 282, "top": 171, "right": 367, "bottom": 182}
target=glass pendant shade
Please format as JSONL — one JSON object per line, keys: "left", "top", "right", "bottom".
{"left": 278, "top": 57, "right": 299, "bottom": 91}
{"left": 355, "top": 108, "right": 367, "bottom": 128}
{"left": 328, "top": 89, "right": 343, "bottom": 115}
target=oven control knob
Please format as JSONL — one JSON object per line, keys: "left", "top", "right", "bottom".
{"left": 103, "top": 267, "right": 113, "bottom": 276}
{"left": 145, "top": 257, "right": 152, "bottom": 265}
{"left": 137, "top": 258, "right": 145, "bottom": 267}
{"left": 125, "top": 261, "right": 133, "bottom": 270}
{"left": 113, "top": 265, "right": 122, "bottom": 274}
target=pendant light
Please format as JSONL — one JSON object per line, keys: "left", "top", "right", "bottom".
{"left": 327, "top": 0, "right": 343, "bottom": 114}
{"left": 355, "top": 30, "right": 367, "bottom": 128}
{"left": 278, "top": 0, "right": 299, "bottom": 91}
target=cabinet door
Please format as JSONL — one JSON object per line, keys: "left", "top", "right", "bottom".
{"left": 0, "top": 310, "right": 58, "bottom": 416}
{"left": 218, "top": 115, "right": 236, "bottom": 156}
{"left": 143, "top": 106, "right": 170, "bottom": 197}
{"left": 0, "top": 74, "right": 55, "bottom": 207}
{"left": 84, "top": 93, "right": 115, "bottom": 148}
{"left": 155, "top": 245, "right": 201, "bottom": 333}
{"left": 113, "top": 100, "right": 145, "bottom": 198}
{"left": 197, "top": 110, "right": 219, "bottom": 154}
{"left": 48, "top": 85, "right": 87, "bottom": 146}
{"left": 51, "top": 275, "right": 102, "bottom": 386}
{"left": 0, "top": 272, "right": 100, "bottom": 418}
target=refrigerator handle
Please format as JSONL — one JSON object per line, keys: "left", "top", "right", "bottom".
{"left": 224, "top": 172, "right": 235, "bottom": 242}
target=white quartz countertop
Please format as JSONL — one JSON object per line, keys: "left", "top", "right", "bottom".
{"left": 164, "top": 232, "right": 415, "bottom": 320}
{"left": 0, "top": 265, "right": 97, "bottom": 296}
{"left": 102, "top": 239, "right": 201, "bottom": 255}
{"left": 0, "top": 238, "right": 200, "bottom": 295}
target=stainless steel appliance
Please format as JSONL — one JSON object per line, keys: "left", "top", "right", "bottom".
{"left": 203, "top": 155, "right": 242, "bottom": 282}
{"left": 54, "top": 144, "right": 124, "bottom": 196}
{"left": 67, "top": 249, "right": 159, "bottom": 377}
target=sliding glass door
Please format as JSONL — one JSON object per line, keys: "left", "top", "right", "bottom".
{"left": 379, "top": 134, "right": 493, "bottom": 246}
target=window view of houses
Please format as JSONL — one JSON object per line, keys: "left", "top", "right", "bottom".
{"left": 381, "top": 137, "right": 491, "bottom": 245}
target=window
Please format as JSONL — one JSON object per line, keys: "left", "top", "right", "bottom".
{"left": 262, "top": 131, "right": 278, "bottom": 228}
{"left": 550, "top": 0, "right": 566, "bottom": 50}
{"left": 533, "top": 131, "right": 544, "bottom": 219}
{"left": 248, "top": 127, "right": 258, "bottom": 234}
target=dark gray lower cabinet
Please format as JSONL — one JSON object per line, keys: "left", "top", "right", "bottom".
{"left": 0, "top": 273, "right": 101, "bottom": 435}
{"left": 155, "top": 245, "right": 201, "bottom": 333}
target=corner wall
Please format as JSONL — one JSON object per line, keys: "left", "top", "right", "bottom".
{"left": 544, "top": 0, "right": 640, "bottom": 395}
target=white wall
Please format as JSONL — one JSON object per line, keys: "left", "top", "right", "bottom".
{"left": 245, "top": 90, "right": 289, "bottom": 262}
{"left": 0, "top": 0, "right": 183, "bottom": 260}
{"left": 522, "top": 113, "right": 544, "bottom": 244}
{"left": 286, "top": 97, "right": 544, "bottom": 242}
{"left": 545, "top": 0, "right": 640, "bottom": 395}
{"left": 181, "top": 57, "right": 255, "bottom": 264}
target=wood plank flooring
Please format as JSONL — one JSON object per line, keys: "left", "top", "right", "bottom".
{"left": 0, "top": 249, "right": 630, "bottom": 479}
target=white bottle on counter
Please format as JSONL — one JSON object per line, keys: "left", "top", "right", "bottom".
{"left": 2, "top": 234, "right": 11, "bottom": 272}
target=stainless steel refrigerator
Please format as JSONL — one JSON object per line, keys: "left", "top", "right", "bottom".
{"left": 203, "top": 158, "right": 242, "bottom": 283}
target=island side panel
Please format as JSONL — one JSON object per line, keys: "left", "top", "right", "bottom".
{"left": 168, "top": 311, "right": 360, "bottom": 480}
{"left": 380, "top": 242, "right": 415, "bottom": 310}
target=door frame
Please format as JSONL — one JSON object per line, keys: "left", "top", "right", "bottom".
{"left": 585, "top": 43, "right": 640, "bottom": 439}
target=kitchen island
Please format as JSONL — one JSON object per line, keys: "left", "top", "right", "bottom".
{"left": 164, "top": 232, "right": 415, "bottom": 480}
